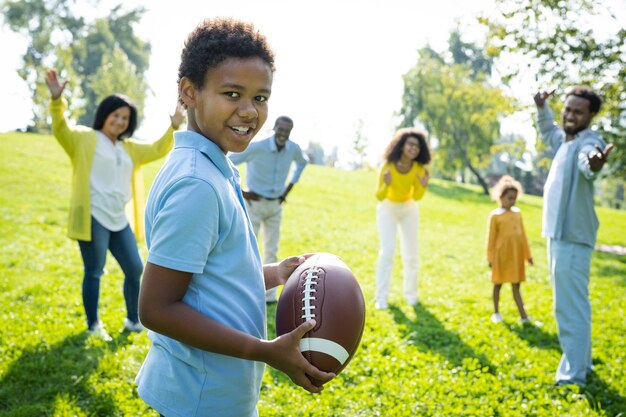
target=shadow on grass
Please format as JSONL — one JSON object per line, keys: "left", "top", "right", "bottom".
{"left": 390, "top": 303, "right": 497, "bottom": 375}
{"left": 592, "top": 251, "right": 626, "bottom": 287}
{"left": 554, "top": 372, "right": 626, "bottom": 416}
{"left": 509, "top": 322, "right": 560, "bottom": 351}
{"left": 582, "top": 371, "right": 626, "bottom": 416}
{"left": 0, "top": 331, "right": 134, "bottom": 416}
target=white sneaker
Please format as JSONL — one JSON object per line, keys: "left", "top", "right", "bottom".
{"left": 375, "top": 301, "right": 388, "bottom": 310}
{"left": 123, "top": 318, "right": 145, "bottom": 332}
{"left": 490, "top": 313, "right": 503, "bottom": 323}
{"left": 87, "top": 321, "right": 112, "bottom": 341}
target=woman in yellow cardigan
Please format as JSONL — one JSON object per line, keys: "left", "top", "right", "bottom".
{"left": 374, "top": 128, "right": 431, "bottom": 309}
{"left": 45, "top": 69, "right": 185, "bottom": 340}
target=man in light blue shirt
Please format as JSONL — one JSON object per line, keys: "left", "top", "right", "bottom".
{"left": 534, "top": 86, "right": 614, "bottom": 387}
{"left": 229, "top": 116, "right": 308, "bottom": 302}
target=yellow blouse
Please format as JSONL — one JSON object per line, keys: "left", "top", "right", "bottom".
{"left": 375, "top": 162, "right": 428, "bottom": 202}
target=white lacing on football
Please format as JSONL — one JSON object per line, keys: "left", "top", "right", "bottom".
{"left": 300, "top": 338, "right": 350, "bottom": 365}
{"left": 300, "top": 268, "right": 320, "bottom": 321}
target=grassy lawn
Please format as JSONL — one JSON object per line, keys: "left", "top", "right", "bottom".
{"left": 1, "top": 132, "right": 625, "bottom": 416}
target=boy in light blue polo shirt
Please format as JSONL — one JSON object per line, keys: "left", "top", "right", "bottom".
{"left": 135, "top": 18, "right": 333, "bottom": 417}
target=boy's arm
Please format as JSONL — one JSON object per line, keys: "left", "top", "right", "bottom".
{"left": 139, "top": 262, "right": 333, "bottom": 393}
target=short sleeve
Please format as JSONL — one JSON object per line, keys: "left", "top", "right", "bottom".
{"left": 147, "top": 177, "right": 220, "bottom": 274}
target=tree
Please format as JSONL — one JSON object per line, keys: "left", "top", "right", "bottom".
{"left": 350, "top": 119, "right": 369, "bottom": 170}
{"left": 1, "top": 0, "right": 150, "bottom": 131}
{"left": 399, "top": 47, "right": 513, "bottom": 195}
{"left": 305, "top": 141, "right": 325, "bottom": 165}
{"left": 479, "top": 0, "right": 626, "bottom": 178}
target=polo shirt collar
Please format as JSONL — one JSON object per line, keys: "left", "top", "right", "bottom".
{"left": 174, "top": 130, "right": 235, "bottom": 179}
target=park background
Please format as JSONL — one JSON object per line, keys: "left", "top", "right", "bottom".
{"left": 1, "top": 0, "right": 625, "bottom": 416}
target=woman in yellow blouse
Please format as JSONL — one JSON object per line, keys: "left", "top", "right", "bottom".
{"left": 486, "top": 175, "right": 533, "bottom": 324}
{"left": 45, "top": 69, "right": 185, "bottom": 340}
{"left": 374, "top": 128, "right": 431, "bottom": 309}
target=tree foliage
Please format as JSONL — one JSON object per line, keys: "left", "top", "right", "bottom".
{"left": 399, "top": 45, "right": 513, "bottom": 195}
{"left": 1, "top": 0, "right": 149, "bottom": 131}
{"left": 479, "top": 0, "right": 626, "bottom": 178}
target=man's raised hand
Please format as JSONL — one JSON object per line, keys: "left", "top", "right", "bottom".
{"left": 533, "top": 89, "right": 556, "bottom": 108}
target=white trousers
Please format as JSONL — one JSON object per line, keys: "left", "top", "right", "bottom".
{"left": 375, "top": 199, "right": 419, "bottom": 304}
{"left": 246, "top": 198, "right": 282, "bottom": 301}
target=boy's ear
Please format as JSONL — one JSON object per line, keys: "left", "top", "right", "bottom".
{"left": 179, "top": 77, "right": 197, "bottom": 108}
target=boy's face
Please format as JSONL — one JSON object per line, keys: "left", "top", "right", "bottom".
{"left": 181, "top": 57, "right": 273, "bottom": 153}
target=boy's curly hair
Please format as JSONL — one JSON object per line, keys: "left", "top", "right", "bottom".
{"left": 491, "top": 175, "right": 523, "bottom": 201}
{"left": 178, "top": 17, "right": 275, "bottom": 103}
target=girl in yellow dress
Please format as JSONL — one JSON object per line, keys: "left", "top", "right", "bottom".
{"left": 486, "top": 175, "right": 533, "bottom": 323}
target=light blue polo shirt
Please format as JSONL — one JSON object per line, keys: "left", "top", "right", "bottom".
{"left": 228, "top": 136, "right": 308, "bottom": 198}
{"left": 136, "top": 130, "right": 266, "bottom": 417}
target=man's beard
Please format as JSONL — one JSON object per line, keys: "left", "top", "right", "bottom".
{"left": 563, "top": 123, "right": 589, "bottom": 136}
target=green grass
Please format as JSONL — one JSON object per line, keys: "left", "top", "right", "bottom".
{"left": 1, "top": 132, "right": 625, "bottom": 417}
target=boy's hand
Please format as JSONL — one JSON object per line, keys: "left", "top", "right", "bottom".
{"left": 264, "top": 254, "right": 314, "bottom": 290}
{"left": 265, "top": 320, "right": 335, "bottom": 393}
{"left": 528, "top": 257, "right": 534, "bottom": 266}
{"left": 275, "top": 256, "right": 305, "bottom": 286}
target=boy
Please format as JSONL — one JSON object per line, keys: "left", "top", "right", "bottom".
{"left": 136, "top": 18, "right": 333, "bottom": 417}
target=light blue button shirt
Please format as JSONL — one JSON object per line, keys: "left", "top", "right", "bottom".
{"left": 228, "top": 136, "right": 308, "bottom": 198}
{"left": 137, "top": 130, "right": 266, "bottom": 417}
{"left": 537, "top": 104, "right": 606, "bottom": 247}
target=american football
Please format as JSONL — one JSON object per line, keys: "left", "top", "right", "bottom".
{"left": 276, "top": 252, "right": 366, "bottom": 385}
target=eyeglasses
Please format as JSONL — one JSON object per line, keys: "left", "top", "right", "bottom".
{"left": 405, "top": 142, "right": 420, "bottom": 149}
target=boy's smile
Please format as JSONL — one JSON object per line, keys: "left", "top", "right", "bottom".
{"left": 181, "top": 56, "right": 273, "bottom": 153}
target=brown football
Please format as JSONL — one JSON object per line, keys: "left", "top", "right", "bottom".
{"left": 276, "top": 252, "right": 366, "bottom": 386}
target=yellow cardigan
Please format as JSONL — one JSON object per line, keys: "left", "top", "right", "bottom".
{"left": 375, "top": 162, "right": 428, "bottom": 202}
{"left": 50, "top": 98, "right": 174, "bottom": 242}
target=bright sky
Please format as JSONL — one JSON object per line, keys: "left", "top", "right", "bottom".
{"left": 1, "top": 0, "right": 623, "bottom": 165}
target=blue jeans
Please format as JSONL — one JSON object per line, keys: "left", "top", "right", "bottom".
{"left": 78, "top": 217, "right": 143, "bottom": 329}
